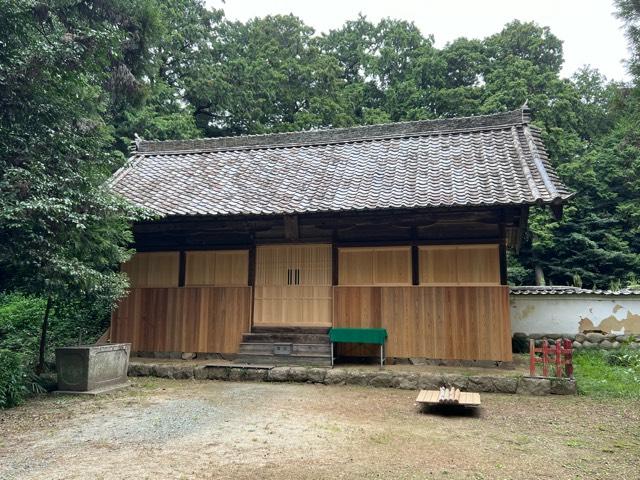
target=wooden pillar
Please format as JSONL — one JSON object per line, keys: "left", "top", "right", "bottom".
{"left": 248, "top": 244, "right": 256, "bottom": 287}
{"left": 411, "top": 245, "right": 419, "bottom": 286}
{"left": 410, "top": 227, "right": 419, "bottom": 285}
{"left": 331, "top": 231, "right": 339, "bottom": 286}
{"left": 248, "top": 243, "right": 256, "bottom": 332}
{"left": 499, "top": 221, "right": 508, "bottom": 285}
{"left": 178, "top": 251, "right": 186, "bottom": 287}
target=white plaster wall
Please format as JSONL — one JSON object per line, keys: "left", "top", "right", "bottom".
{"left": 510, "top": 295, "right": 640, "bottom": 334}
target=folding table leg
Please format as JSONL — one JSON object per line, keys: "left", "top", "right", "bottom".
{"left": 331, "top": 342, "right": 334, "bottom": 368}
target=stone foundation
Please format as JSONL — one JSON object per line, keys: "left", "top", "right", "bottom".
{"left": 128, "top": 362, "right": 576, "bottom": 396}
{"left": 513, "top": 332, "right": 640, "bottom": 351}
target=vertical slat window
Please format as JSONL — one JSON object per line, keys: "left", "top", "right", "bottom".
{"left": 253, "top": 244, "right": 332, "bottom": 326}
{"left": 255, "top": 244, "right": 331, "bottom": 286}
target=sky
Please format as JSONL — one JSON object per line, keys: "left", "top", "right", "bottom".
{"left": 211, "top": 0, "right": 631, "bottom": 82}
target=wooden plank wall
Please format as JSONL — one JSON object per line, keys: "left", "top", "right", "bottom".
{"left": 333, "top": 286, "right": 511, "bottom": 361}
{"left": 121, "top": 252, "right": 180, "bottom": 287}
{"left": 111, "top": 287, "right": 251, "bottom": 353}
{"left": 185, "top": 250, "right": 249, "bottom": 286}
{"left": 253, "top": 286, "right": 333, "bottom": 327}
{"left": 419, "top": 245, "right": 500, "bottom": 285}
{"left": 338, "top": 247, "right": 411, "bottom": 286}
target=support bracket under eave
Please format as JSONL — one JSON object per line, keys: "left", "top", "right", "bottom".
{"left": 550, "top": 203, "right": 563, "bottom": 221}
{"left": 514, "top": 206, "right": 529, "bottom": 254}
{"left": 283, "top": 214, "right": 300, "bottom": 241}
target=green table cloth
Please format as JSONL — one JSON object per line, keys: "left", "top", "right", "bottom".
{"left": 329, "top": 328, "right": 387, "bottom": 345}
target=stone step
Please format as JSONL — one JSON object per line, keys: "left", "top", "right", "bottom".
{"left": 234, "top": 353, "right": 332, "bottom": 367}
{"left": 238, "top": 342, "right": 331, "bottom": 355}
{"left": 241, "top": 332, "right": 330, "bottom": 344}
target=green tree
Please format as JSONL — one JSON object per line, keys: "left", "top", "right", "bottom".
{"left": 0, "top": 0, "right": 146, "bottom": 372}
{"left": 183, "top": 14, "right": 352, "bottom": 136}
{"left": 510, "top": 3, "right": 640, "bottom": 288}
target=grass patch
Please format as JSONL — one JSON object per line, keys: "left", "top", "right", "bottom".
{"left": 573, "top": 348, "right": 640, "bottom": 398}
{"left": 566, "top": 439, "right": 587, "bottom": 448}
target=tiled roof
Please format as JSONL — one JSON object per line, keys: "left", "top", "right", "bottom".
{"left": 109, "top": 109, "right": 572, "bottom": 217}
{"left": 510, "top": 286, "right": 640, "bottom": 296}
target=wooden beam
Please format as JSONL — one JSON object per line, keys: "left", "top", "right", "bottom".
{"left": 310, "top": 211, "right": 502, "bottom": 230}
{"left": 335, "top": 238, "right": 502, "bottom": 248}
{"left": 134, "top": 243, "right": 253, "bottom": 253}
{"left": 133, "top": 206, "right": 518, "bottom": 235}
{"left": 283, "top": 215, "right": 299, "bottom": 241}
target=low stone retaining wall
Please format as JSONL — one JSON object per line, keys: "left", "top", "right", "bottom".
{"left": 128, "top": 362, "right": 577, "bottom": 396}
{"left": 513, "top": 332, "right": 640, "bottom": 351}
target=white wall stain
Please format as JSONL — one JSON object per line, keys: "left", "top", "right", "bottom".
{"left": 510, "top": 295, "right": 640, "bottom": 334}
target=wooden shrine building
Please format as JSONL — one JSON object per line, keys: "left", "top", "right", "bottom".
{"left": 108, "top": 109, "right": 571, "bottom": 364}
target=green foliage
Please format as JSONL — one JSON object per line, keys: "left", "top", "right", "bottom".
{"left": 574, "top": 348, "right": 640, "bottom": 398}
{"left": 511, "top": 336, "right": 529, "bottom": 354}
{"left": 0, "top": 349, "right": 29, "bottom": 409}
{"left": 48, "top": 295, "right": 112, "bottom": 349}
{"left": 607, "top": 347, "right": 640, "bottom": 370}
{"left": 0, "top": 293, "right": 46, "bottom": 359}
{"left": 0, "top": 0, "right": 143, "bottom": 303}
{"left": 615, "top": 0, "right": 640, "bottom": 78}
{"left": 0, "top": 1, "right": 163, "bottom": 376}
{"left": 507, "top": 252, "right": 529, "bottom": 286}
{"left": 0, "top": 291, "right": 110, "bottom": 350}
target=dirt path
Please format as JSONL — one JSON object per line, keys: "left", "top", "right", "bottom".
{"left": 1, "top": 379, "right": 639, "bottom": 479}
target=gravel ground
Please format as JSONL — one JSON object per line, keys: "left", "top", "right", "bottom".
{"left": 0, "top": 378, "right": 639, "bottom": 479}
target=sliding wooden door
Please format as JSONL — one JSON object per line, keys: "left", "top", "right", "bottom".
{"left": 253, "top": 244, "right": 332, "bottom": 327}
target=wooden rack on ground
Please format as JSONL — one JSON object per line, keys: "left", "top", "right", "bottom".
{"left": 416, "top": 387, "right": 481, "bottom": 407}
{"left": 529, "top": 338, "right": 573, "bottom": 378}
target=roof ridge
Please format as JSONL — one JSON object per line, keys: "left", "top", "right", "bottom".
{"left": 523, "top": 125, "right": 560, "bottom": 200}
{"left": 135, "top": 109, "right": 531, "bottom": 155}
{"left": 510, "top": 286, "right": 640, "bottom": 296}
{"left": 510, "top": 126, "right": 541, "bottom": 203}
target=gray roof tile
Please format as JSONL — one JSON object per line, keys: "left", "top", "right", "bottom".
{"left": 510, "top": 286, "right": 640, "bottom": 296}
{"left": 109, "top": 109, "right": 572, "bottom": 217}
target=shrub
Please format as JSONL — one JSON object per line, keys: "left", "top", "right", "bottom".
{"left": 0, "top": 293, "right": 46, "bottom": 360}
{"left": 0, "top": 349, "right": 29, "bottom": 408}
{"left": 512, "top": 335, "right": 529, "bottom": 353}
{"left": 50, "top": 296, "right": 111, "bottom": 350}
{"left": 0, "top": 292, "right": 110, "bottom": 370}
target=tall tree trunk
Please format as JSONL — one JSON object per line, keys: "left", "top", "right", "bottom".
{"left": 534, "top": 265, "right": 546, "bottom": 286}
{"left": 36, "top": 295, "right": 53, "bottom": 375}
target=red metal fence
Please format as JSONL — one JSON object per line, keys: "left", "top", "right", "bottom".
{"left": 529, "top": 339, "right": 573, "bottom": 378}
